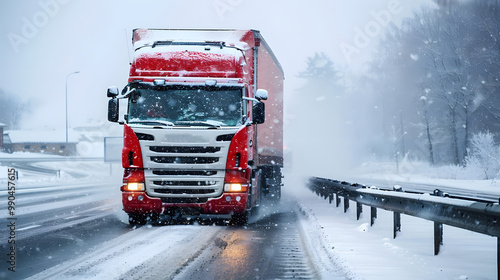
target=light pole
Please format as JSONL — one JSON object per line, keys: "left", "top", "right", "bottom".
{"left": 65, "top": 71, "right": 80, "bottom": 143}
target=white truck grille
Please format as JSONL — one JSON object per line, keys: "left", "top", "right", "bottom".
{"left": 133, "top": 127, "right": 239, "bottom": 201}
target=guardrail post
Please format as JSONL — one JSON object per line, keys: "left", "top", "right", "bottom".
{"left": 328, "top": 193, "right": 333, "bottom": 204}
{"left": 336, "top": 193, "right": 341, "bottom": 207}
{"left": 434, "top": 222, "right": 443, "bottom": 255}
{"left": 394, "top": 212, "right": 401, "bottom": 238}
{"left": 432, "top": 189, "right": 445, "bottom": 255}
{"left": 497, "top": 237, "right": 499, "bottom": 280}
{"left": 370, "top": 207, "right": 377, "bottom": 226}
{"left": 344, "top": 197, "right": 349, "bottom": 213}
{"left": 393, "top": 186, "right": 403, "bottom": 238}
{"left": 356, "top": 202, "right": 363, "bottom": 220}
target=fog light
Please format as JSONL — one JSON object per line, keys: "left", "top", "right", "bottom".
{"left": 138, "top": 195, "right": 144, "bottom": 201}
{"left": 236, "top": 196, "right": 241, "bottom": 202}
{"left": 128, "top": 195, "right": 133, "bottom": 201}
{"left": 205, "top": 79, "right": 217, "bottom": 86}
{"left": 154, "top": 79, "right": 166, "bottom": 86}
{"left": 226, "top": 196, "right": 231, "bottom": 202}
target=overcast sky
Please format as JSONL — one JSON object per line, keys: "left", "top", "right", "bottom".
{"left": 0, "top": 0, "right": 434, "bottom": 131}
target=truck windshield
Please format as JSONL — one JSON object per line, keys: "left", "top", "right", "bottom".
{"left": 128, "top": 86, "right": 243, "bottom": 127}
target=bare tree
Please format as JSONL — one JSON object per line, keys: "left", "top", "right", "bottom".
{"left": 366, "top": 1, "right": 500, "bottom": 166}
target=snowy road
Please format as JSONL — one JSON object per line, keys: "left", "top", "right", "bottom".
{"left": 176, "top": 208, "right": 318, "bottom": 280}
{"left": 1, "top": 161, "right": 497, "bottom": 280}
{"left": 0, "top": 175, "right": 345, "bottom": 280}
{"left": 0, "top": 177, "right": 126, "bottom": 279}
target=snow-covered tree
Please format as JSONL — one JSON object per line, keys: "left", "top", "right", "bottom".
{"left": 467, "top": 131, "right": 500, "bottom": 179}
{"left": 298, "top": 52, "right": 340, "bottom": 82}
{"left": 296, "top": 52, "right": 345, "bottom": 106}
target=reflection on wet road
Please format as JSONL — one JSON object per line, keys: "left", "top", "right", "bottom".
{"left": 176, "top": 208, "right": 317, "bottom": 280}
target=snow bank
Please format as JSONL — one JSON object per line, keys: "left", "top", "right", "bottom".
{"left": 286, "top": 172, "right": 497, "bottom": 280}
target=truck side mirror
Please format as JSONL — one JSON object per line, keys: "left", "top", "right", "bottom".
{"left": 107, "top": 86, "right": 119, "bottom": 98}
{"left": 253, "top": 102, "right": 265, "bottom": 124}
{"left": 108, "top": 98, "right": 119, "bottom": 122}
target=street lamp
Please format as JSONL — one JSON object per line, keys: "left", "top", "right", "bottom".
{"left": 65, "top": 71, "right": 80, "bottom": 143}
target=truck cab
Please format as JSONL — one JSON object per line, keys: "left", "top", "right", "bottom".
{"left": 108, "top": 29, "right": 284, "bottom": 225}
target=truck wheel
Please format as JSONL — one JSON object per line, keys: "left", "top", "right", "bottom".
{"left": 149, "top": 213, "right": 160, "bottom": 225}
{"left": 230, "top": 211, "right": 248, "bottom": 226}
{"left": 128, "top": 214, "right": 147, "bottom": 226}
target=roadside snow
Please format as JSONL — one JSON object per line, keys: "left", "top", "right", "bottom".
{"left": 0, "top": 152, "right": 120, "bottom": 188}
{"left": 356, "top": 160, "right": 500, "bottom": 195}
{"left": 286, "top": 170, "right": 497, "bottom": 280}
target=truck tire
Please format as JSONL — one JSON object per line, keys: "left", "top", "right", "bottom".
{"left": 128, "top": 214, "right": 147, "bottom": 226}
{"left": 128, "top": 213, "right": 160, "bottom": 226}
{"left": 230, "top": 211, "right": 248, "bottom": 226}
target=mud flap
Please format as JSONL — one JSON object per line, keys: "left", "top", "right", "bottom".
{"left": 262, "top": 165, "right": 282, "bottom": 201}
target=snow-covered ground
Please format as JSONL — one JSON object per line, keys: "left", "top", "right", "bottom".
{"left": 1, "top": 154, "right": 498, "bottom": 279}
{"left": 0, "top": 151, "right": 118, "bottom": 188}
{"left": 356, "top": 160, "right": 500, "bottom": 196}
{"left": 291, "top": 179, "right": 496, "bottom": 280}
{"left": 287, "top": 160, "right": 498, "bottom": 280}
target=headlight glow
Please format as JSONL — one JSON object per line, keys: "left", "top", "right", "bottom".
{"left": 125, "top": 182, "right": 145, "bottom": 191}
{"left": 224, "top": 183, "right": 247, "bottom": 192}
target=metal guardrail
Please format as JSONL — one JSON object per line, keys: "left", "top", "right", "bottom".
{"left": 307, "top": 177, "right": 500, "bottom": 279}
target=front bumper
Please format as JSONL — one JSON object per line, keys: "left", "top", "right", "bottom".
{"left": 122, "top": 191, "right": 248, "bottom": 215}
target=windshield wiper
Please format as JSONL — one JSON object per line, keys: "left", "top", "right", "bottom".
{"left": 129, "top": 120, "right": 175, "bottom": 127}
{"left": 175, "top": 121, "right": 223, "bottom": 128}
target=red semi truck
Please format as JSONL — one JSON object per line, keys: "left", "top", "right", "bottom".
{"left": 107, "top": 29, "right": 284, "bottom": 225}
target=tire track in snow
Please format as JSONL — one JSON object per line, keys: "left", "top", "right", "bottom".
{"left": 174, "top": 199, "right": 347, "bottom": 280}
{"left": 26, "top": 225, "right": 222, "bottom": 280}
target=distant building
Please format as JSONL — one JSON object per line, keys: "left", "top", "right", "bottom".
{"left": 2, "top": 130, "right": 77, "bottom": 156}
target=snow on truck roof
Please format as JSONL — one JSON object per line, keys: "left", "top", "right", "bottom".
{"left": 132, "top": 29, "right": 255, "bottom": 51}
{"left": 131, "top": 28, "right": 284, "bottom": 76}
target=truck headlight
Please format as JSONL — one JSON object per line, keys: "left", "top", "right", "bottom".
{"left": 124, "top": 182, "right": 145, "bottom": 191}
{"left": 224, "top": 183, "right": 247, "bottom": 192}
